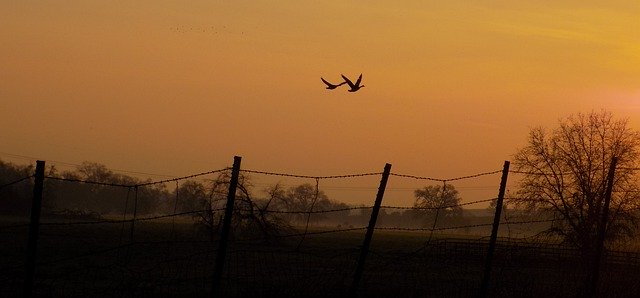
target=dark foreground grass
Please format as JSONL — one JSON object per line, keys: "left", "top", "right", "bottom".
{"left": 2, "top": 216, "right": 640, "bottom": 297}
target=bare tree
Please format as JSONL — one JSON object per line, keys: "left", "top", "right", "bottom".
{"left": 195, "top": 172, "right": 291, "bottom": 241}
{"left": 174, "top": 180, "right": 207, "bottom": 214}
{"left": 274, "top": 183, "right": 332, "bottom": 225}
{"left": 413, "top": 184, "right": 463, "bottom": 227}
{"left": 513, "top": 110, "right": 640, "bottom": 252}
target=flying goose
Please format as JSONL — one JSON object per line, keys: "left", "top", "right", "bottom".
{"left": 341, "top": 74, "right": 365, "bottom": 92}
{"left": 321, "top": 77, "right": 347, "bottom": 90}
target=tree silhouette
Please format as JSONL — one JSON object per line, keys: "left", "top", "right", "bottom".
{"left": 195, "top": 172, "right": 291, "bottom": 241}
{"left": 513, "top": 110, "right": 640, "bottom": 252}
{"left": 413, "top": 184, "right": 463, "bottom": 227}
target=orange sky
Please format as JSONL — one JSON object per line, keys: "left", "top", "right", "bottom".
{"left": 1, "top": 1, "right": 639, "bottom": 205}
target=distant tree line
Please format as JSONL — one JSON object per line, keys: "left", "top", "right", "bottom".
{"left": 5, "top": 110, "right": 636, "bottom": 251}
{"left": 1, "top": 160, "right": 475, "bottom": 238}
{"left": 0, "top": 161, "right": 166, "bottom": 216}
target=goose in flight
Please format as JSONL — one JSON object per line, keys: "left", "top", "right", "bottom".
{"left": 341, "top": 74, "right": 365, "bottom": 92}
{"left": 321, "top": 77, "right": 347, "bottom": 90}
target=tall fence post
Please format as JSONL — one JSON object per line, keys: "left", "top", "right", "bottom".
{"left": 24, "top": 160, "right": 45, "bottom": 298}
{"left": 587, "top": 156, "right": 618, "bottom": 297}
{"left": 349, "top": 163, "right": 392, "bottom": 297}
{"left": 479, "top": 160, "right": 510, "bottom": 298}
{"left": 212, "top": 156, "right": 242, "bottom": 296}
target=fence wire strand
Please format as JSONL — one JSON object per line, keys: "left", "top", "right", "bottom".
{"left": 0, "top": 175, "right": 33, "bottom": 190}
{"left": 42, "top": 167, "right": 230, "bottom": 188}
{"left": 135, "top": 168, "right": 230, "bottom": 186}
{"left": 43, "top": 176, "right": 132, "bottom": 188}
{"left": 390, "top": 169, "right": 502, "bottom": 182}
{"left": 240, "top": 169, "right": 382, "bottom": 179}
{"left": 38, "top": 208, "right": 227, "bottom": 226}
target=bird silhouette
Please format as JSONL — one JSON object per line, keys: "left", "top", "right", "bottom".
{"left": 341, "top": 74, "right": 365, "bottom": 92}
{"left": 321, "top": 77, "right": 347, "bottom": 90}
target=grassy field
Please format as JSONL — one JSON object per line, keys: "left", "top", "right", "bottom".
{"left": 2, "top": 215, "right": 640, "bottom": 297}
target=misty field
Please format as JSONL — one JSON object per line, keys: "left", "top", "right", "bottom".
{"left": 2, "top": 215, "right": 640, "bottom": 297}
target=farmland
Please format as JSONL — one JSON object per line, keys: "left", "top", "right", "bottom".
{"left": 2, "top": 215, "right": 640, "bottom": 297}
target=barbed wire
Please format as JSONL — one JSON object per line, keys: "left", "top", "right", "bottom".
{"left": 273, "top": 226, "right": 367, "bottom": 239}
{"left": 44, "top": 176, "right": 133, "bottom": 188}
{"left": 375, "top": 218, "right": 555, "bottom": 233}
{"left": 381, "top": 198, "right": 496, "bottom": 210}
{"left": 229, "top": 197, "right": 496, "bottom": 215}
{"left": 240, "top": 169, "right": 382, "bottom": 180}
{"left": 38, "top": 208, "right": 226, "bottom": 226}
{"left": 21, "top": 217, "right": 562, "bottom": 243}
{"left": 43, "top": 168, "right": 230, "bottom": 188}
{"left": 135, "top": 168, "right": 230, "bottom": 187}
{"left": 508, "top": 170, "right": 558, "bottom": 176}
{"left": 376, "top": 223, "right": 493, "bottom": 232}
{"left": 390, "top": 169, "right": 502, "bottom": 182}
{"left": 0, "top": 199, "right": 497, "bottom": 231}
{"left": 6, "top": 204, "right": 560, "bottom": 234}
{"left": 244, "top": 205, "right": 371, "bottom": 215}
{"left": 502, "top": 219, "right": 555, "bottom": 225}
{"left": 508, "top": 167, "right": 640, "bottom": 176}
{"left": 0, "top": 175, "right": 33, "bottom": 190}
{"left": 31, "top": 166, "right": 558, "bottom": 194}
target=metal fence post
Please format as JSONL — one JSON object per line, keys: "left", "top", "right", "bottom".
{"left": 24, "top": 160, "right": 45, "bottom": 298}
{"left": 349, "top": 163, "right": 392, "bottom": 297}
{"left": 212, "top": 156, "right": 242, "bottom": 296}
{"left": 479, "top": 160, "right": 510, "bottom": 298}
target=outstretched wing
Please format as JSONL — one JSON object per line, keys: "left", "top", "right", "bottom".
{"left": 354, "top": 74, "right": 363, "bottom": 86}
{"left": 321, "top": 77, "right": 333, "bottom": 87}
{"left": 341, "top": 74, "right": 355, "bottom": 88}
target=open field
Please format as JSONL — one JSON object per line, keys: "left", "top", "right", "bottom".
{"left": 2, "top": 216, "right": 640, "bottom": 297}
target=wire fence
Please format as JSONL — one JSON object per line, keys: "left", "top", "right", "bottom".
{"left": 2, "top": 159, "right": 640, "bottom": 297}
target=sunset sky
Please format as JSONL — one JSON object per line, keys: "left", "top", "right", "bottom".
{"left": 1, "top": 1, "right": 639, "bottom": 205}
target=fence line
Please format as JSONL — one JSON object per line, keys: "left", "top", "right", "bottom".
{"left": 390, "top": 170, "right": 502, "bottom": 182}
{"left": 9, "top": 216, "right": 557, "bottom": 235}
{"left": 376, "top": 223, "right": 493, "bottom": 232}
{"left": 37, "top": 208, "right": 227, "bottom": 226}
{"left": 43, "top": 167, "right": 230, "bottom": 188}
{"left": 6, "top": 158, "right": 638, "bottom": 297}
{"left": 15, "top": 197, "right": 504, "bottom": 227}
{"left": 0, "top": 175, "right": 33, "bottom": 190}
{"left": 4, "top": 216, "right": 556, "bottom": 238}
{"left": 0, "top": 198, "right": 525, "bottom": 231}
{"left": 43, "top": 176, "right": 132, "bottom": 188}
{"left": 273, "top": 227, "right": 368, "bottom": 239}
{"left": 240, "top": 169, "right": 382, "bottom": 180}
{"left": 135, "top": 168, "right": 230, "bottom": 187}
{"left": 382, "top": 198, "right": 496, "bottom": 210}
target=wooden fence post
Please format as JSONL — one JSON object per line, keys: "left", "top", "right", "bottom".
{"left": 479, "top": 160, "right": 510, "bottom": 298}
{"left": 24, "top": 160, "right": 45, "bottom": 298}
{"left": 587, "top": 156, "right": 618, "bottom": 297}
{"left": 349, "top": 163, "right": 392, "bottom": 297}
{"left": 212, "top": 156, "right": 242, "bottom": 296}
